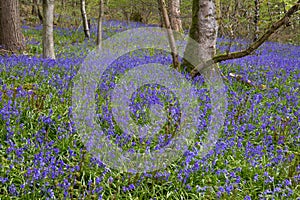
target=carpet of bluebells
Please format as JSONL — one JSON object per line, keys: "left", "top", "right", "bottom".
{"left": 0, "top": 20, "right": 299, "bottom": 199}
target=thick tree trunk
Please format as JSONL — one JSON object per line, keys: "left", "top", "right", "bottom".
{"left": 168, "top": 0, "right": 182, "bottom": 32}
{"left": 80, "top": 0, "right": 90, "bottom": 38}
{"left": 0, "top": 0, "right": 24, "bottom": 52}
{"left": 189, "top": 0, "right": 300, "bottom": 78}
{"left": 158, "top": 0, "right": 180, "bottom": 70}
{"left": 183, "top": 0, "right": 218, "bottom": 73}
{"left": 183, "top": 0, "right": 227, "bottom": 155}
{"left": 42, "top": 0, "right": 55, "bottom": 59}
{"left": 97, "top": 0, "right": 104, "bottom": 49}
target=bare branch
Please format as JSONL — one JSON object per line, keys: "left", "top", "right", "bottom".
{"left": 213, "top": 0, "right": 300, "bottom": 63}
{"left": 190, "top": 0, "right": 300, "bottom": 78}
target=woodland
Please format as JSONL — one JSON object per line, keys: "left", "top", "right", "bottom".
{"left": 0, "top": 0, "right": 299, "bottom": 199}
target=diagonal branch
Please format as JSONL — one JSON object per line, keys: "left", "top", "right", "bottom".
{"left": 191, "top": 0, "right": 300, "bottom": 78}
{"left": 213, "top": 0, "right": 299, "bottom": 63}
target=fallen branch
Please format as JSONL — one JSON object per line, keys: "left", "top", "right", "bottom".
{"left": 0, "top": 48, "right": 13, "bottom": 55}
{"left": 228, "top": 72, "right": 267, "bottom": 90}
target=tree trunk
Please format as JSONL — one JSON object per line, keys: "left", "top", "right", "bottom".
{"left": 42, "top": 0, "right": 55, "bottom": 59}
{"left": 32, "top": 0, "right": 43, "bottom": 23}
{"left": 168, "top": 0, "right": 182, "bottom": 32}
{"left": 253, "top": 0, "right": 260, "bottom": 41}
{"left": 0, "top": 0, "right": 24, "bottom": 52}
{"left": 183, "top": 0, "right": 227, "bottom": 155}
{"left": 183, "top": 0, "right": 218, "bottom": 73}
{"left": 157, "top": 0, "right": 164, "bottom": 27}
{"left": 32, "top": 0, "right": 38, "bottom": 15}
{"left": 80, "top": 0, "right": 90, "bottom": 38}
{"left": 72, "top": 0, "right": 78, "bottom": 27}
{"left": 97, "top": 0, "right": 104, "bottom": 49}
{"left": 158, "top": 0, "right": 180, "bottom": 70}
{"left": 189, "top": 0, "right": 300, "bottom": 78}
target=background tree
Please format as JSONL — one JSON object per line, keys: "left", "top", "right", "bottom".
{"left": 42, "top": 0, "right": 55, "bottom": 59}
{"left": 0, "top": 0, "right": 24, "bottom": 52}
{"left": 32, "top": 0, "right": 43, "bottom": 23}
{"left": 158, "top": 0, "right": 180, "bottom": 70}
{"left": 253, "top": 0, "right": 260, "bottom": 41}
{"left": 157, "top": 0, "right": 164, "bottom": 27}
{"left": 80, "top": 0, "right": 90, "bottom": 38}
{"left": 97, "top": 0, "right": 104, "bottom": 48}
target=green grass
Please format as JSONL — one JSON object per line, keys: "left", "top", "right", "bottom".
{"left": 0, "top": 22, "right": 299, "bottom": 199}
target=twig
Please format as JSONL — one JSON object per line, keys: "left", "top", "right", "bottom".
{"left": 228, "top": 72, "right": 268, "bottom": 90}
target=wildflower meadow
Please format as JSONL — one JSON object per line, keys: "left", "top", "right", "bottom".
{"left": 0, "top": 17, "right": 299, "bottom": 200}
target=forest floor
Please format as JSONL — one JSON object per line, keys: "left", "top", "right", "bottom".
{"left": 0, "top": 20, "right": 299, "bottom": 199}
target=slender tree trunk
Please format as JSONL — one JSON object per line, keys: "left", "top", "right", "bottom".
{"left": 158, "top": 0, "right": 180, "bottom": 70}
{"left": 42, "top": 0, "right": 55, "bottom": 59}
{"left": 32, "top": 0, "right": 43, "bottom": 23}
{"left": 168, "top": 0, "right": 182, "bottom": 32}
{"left": 80, "top": 0, "right": 90, "bottom": 38}
{"left": 183, "top": 0, "right": 218, "bottom": 73}
{"left": 157, "top": 0, "right": 164, "bottom": 27}
{"left": 72, "top": 0, "right": 78, "bottom": 26}
{"left": 253, "top": 0, "right": 260, "bottom": 41}
{"left": 32, "top": 0, "right": 38, "bottom": 15}
{"left": 97, "top": 0, "right": 104, "bottom": 49}
{"left": 0, "top": 0, "right": 24, "bottom": 52}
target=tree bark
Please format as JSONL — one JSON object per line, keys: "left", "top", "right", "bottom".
{"left": 157, "top": 0, "right": 164, "bottom": 27}
{"left": 189, "top": 0, "right": 300, "bottom": 78}
{"left": 253, "top": 0, "right": 260, "bottom": 41}
{"left": 32, "top": 0, "right": 38, "bottom": 15}
{"left": 158, "top": 0, "right": 180, "bottom": 70}
{"left": 168, "top": 0, "right": 182, "bottom": 32}
{"left": 72, "top": 0, "right": 78, "bottom": 27}
{"left": 32, "top": 0, "right": 43, "bottom": 23}
{"left": 42, "top": 0, "right": 55, "bottom": 59}
{"left": 97, "top": 0, "right": 104, "bottom": 49}
{"left": 0, "top": 0, "right": 24, "bottom": 52}
{"left": 183, "top": 0, "right": 218, "bottom": 73}
{"left": 80, "top": 0, "right": 90, "bottom": 38}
